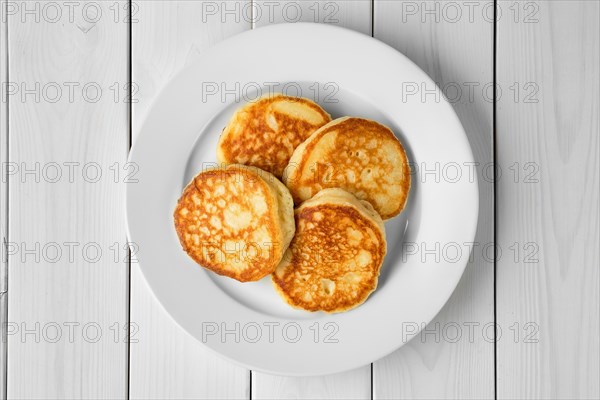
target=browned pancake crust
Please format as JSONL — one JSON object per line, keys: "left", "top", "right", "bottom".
{"left": 285, "top": 117, "right": 411, "bottom": 219}
{"left": 217, "top": 94, "right": 331, "bottom": 178}
{"left": 272, "top": 203, "right": 386, "bottom": 313}
{"left": 174, "top": 167, "right": 283, "bottom": 282}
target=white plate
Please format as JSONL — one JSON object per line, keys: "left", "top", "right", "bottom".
{"left": 127, "top": 23, "right": 478, "bottom": 376}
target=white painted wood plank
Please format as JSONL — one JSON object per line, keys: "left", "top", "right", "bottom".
{"left": 254, "top": 0, "right": 371, "bottom": 35}
{"left": 497, "top": 1, "right": 599, "bottom": 399}
{"left": 253, "top": 367, "right": 372, "bottom": 400}
{"left": 6, "top": 2, "right": 129, "bottom": 398}
{"left": 373, "top": 1, "right": 494, "bottom": 398}
{"left": 0, "top": 0, "right": 8, "bottom": 397}
{"left": 252, "top": 1, "right": 372, "bottom": 399}
{"left": 129, "top": 2, "right": 250, "bottom": 399}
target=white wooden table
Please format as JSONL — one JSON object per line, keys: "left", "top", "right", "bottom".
{"left": 1, "top": 1, "right": 598, "bottom": 399}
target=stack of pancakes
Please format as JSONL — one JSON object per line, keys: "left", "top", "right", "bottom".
{"left": 174, "top": 93, "right": 411, "bottom": 313}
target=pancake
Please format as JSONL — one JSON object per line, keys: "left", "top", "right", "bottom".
{"left": 284, "top": 116, "right": 411, "bottom": 220}
{"left": 217, "top": 93, "right": 331, "bottom": 179}
{"left": 272, "top": 188, "right": 386, "bottom": 313}
{"left": 174, "top": 164, "right": 295, "bottom": 282}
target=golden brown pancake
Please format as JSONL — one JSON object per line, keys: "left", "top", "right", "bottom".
{"left": 174, "top": 164, "right": 295, "bottom": 282}
{"left": 284, "top": 116, "right": 411, "bottom": 219}
{"left": 217, "top": 93, "right": 331, "bottom": 179}
{"left": 272, "top": 188, "right": 386, "bottom": 313}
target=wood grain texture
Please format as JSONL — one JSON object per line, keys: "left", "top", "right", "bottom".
{"left": 6, "top": 2, "right": 129, "bottom": 398}
{"left": 129, "top": 2, "right": 250, "bottom": 399}
{"left": 496, "top": 1, "right": 600, "bottom": 399}
{"left": 373, "top": 1, "right": 495, "bottom": 398}
{"left": 253, "top": 367, "right": 371, "bottom": 400}
{"left": 254, "top": 0, "right": 371, "bottom": 35}
{"left": 1, "top": 0, "right": 8, "bottom": 397}
{"left": 251, "top": 1, "right": 372, "bottom": 399}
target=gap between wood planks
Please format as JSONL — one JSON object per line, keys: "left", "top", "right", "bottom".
{"left": 126, "top": 0, "right": 133, "bottom": 398}
{"left": 493, "top": 1, "right": 497, "bottom": 399}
